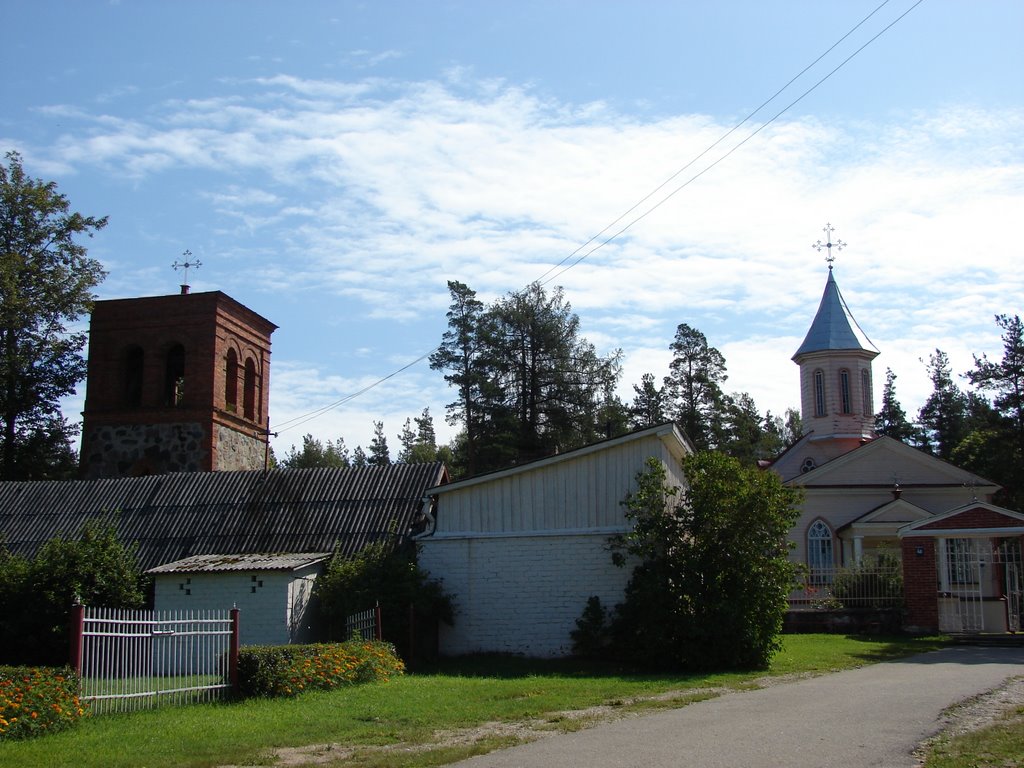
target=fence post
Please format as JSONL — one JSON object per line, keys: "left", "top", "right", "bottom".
{"left": 69, "top": 603, "right": 85, "bottom": 675}
{"left": 229, "top": 607, "right": 240, "bottom": 695}
{"left": 374, "top": 602, "right": 382, "bottom": 641}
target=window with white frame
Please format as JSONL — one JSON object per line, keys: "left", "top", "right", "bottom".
{"left": 814, "top": 370, "right": 826, "bottom": 417}
{"left": 807, "top": 520, "right": 834, "bottom": 581}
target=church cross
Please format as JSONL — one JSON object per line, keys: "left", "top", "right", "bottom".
{"left": 172, "top": 250, "right": 202, "bottom": 294}
{"left": 812, "top": 223, "right": 846, "bottom": 268}
{"left": 172, "top": 250, "right": 202, "bottom": 284}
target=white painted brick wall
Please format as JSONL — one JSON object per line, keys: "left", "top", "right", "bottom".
{"left": 153, "top": 571, "right": 294, "bottom": 647}
{"left": 420, "top": 532, "right": 629, "bottom": 657}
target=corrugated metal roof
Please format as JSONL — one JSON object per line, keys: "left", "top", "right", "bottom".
{"left": 0, "top": 463, "right": 446, "bottom": 571}
{"left": 792, "top": 268, "right": 879, "bottom": 360}
{"left": 146, "top": 552, "right": 332, "bottom": 574}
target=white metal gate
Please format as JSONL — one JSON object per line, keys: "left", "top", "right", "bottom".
{"left": 71, "top": 606, "right": 239, "bottom": 714}
{"left": 938, "top": 538, "right": 1023, "bottom": 633}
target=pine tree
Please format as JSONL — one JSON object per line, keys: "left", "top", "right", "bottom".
{"left": 917, "top": 350, "right": 969, "bottom": 459}
{"left": 429, "top": 281, "right": 491, "bottom": 476}
{"left": 396, "top": 418, "right": 417, "bottom": 463}
{"left": 629, "top": 373, "right": 668, "bottom": 429}
{"left": 368, "top": 421, "right": 391, "bottom": 466}
{"left": 874, "top": 368, "right": 916, "bottom": 442}
{"left": 664, "top": 324, "right": 727, "bottom": 449}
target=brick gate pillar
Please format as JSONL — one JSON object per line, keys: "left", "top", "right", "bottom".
{"left": 901, "top": 538, "right": 939, "bottom": 633}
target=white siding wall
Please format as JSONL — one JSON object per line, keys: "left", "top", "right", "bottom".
{"left": 420, "top": 532, "right": 631, "bottom": 657}
{"left": 434, "top": 433, "right": 684, "bottom": 535}
{"left": 153, "top": 571, "right": 297, "bottom": 647}
{"left": 420, "top": 427, "right": 689, "bottom": 657}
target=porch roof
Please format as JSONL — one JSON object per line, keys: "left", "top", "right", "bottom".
{"left": 899, "top": 502, "right": 1024, "bottom": 538}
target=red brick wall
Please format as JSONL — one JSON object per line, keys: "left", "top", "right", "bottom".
{"left": 80, "top": 291, "right": 275, "bottom": 477}
{"left": 915, "top": 507, "right": 1020, "bottom": 530}
{"left": 901, "top": 538, "right": 938, "bottom": 632}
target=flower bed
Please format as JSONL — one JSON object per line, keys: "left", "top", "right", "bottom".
{"left": 0, "top": 666, "right": 86, "bottom": 740}
{"left": 237, "top": 640, "right": 404, "bottom": 698}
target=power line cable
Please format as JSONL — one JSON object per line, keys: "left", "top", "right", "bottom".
{"left": 535, "top": 0, "right": 896, "bottom": 285}
{"left": 539, "top": 0, "right": 925, "bottom": 287}
{"left": 273, "top": 0, "right": 924, "bottom": 436}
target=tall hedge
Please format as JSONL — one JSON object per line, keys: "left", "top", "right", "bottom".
{"left": 604, "top": 452, "right": 802, "bottom": 670}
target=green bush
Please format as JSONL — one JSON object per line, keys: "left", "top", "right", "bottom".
{"left": 570, "top": 596, "right": 611, "bottom": 659}
{"left": 605, "top": 453, "right": 802, "bottom": 671}
{"left": 315, "top": 538, "right": 453, "bottom": 659}
{"left": 236, "top": 640, "right": 405, "bottom": 698}
{"left": 0, "top": 518, "right": 145, "bottom": 666}
{"left": 0, "top": 666, "right": 86, "bottom": 740}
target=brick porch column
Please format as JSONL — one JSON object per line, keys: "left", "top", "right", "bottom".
{"left": 901, "top": 538, "right": 939, "bottom": 633}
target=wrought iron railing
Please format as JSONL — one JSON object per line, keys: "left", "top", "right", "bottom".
{"left": 790, "top": 560, "right": 904, "bottom": 610}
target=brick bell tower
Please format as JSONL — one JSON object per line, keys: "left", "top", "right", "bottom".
{"left": 79, "top": 284, "right": 277, "bottom": 479}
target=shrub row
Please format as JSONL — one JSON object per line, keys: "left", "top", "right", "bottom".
{"left": 0, "top": 666, "right": 86, "bottom": 741}
{"left": 237, "top": 640, "right": 404, "bottom": 698}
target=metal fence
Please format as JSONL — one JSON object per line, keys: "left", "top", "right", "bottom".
{"left": 70, "top": 606, "right": 239, "bottom": 715}
{"left": 790, "top": 561, "right": 904, "bottom": 610}
{"left": 345, "top": 604, "right": 382, "bottom": 641}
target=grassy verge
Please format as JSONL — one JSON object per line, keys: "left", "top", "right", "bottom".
{"left": 0, "top": 634, "right": 945, "bottom": 768}
{"left": 923, "top": 706, "right": 1024, "bottom": 767}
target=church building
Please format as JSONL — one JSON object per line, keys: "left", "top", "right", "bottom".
{"left": 771, "top": 241, "right": 1024, "bottom": 635}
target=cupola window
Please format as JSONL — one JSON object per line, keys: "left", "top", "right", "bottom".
{"left": 839, "top": 369, "right": 852, "bottom": 414}
{"left": 813, "top": 370, "right": 826, "bottom": 417}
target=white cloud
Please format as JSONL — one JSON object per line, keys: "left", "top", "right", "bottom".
{"left": 30, "top": 73, "right": 1021, "bottom": 450}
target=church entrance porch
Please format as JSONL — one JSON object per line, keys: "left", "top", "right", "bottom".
{"left": 937, "top": 538, "right": 1022, "bottom": 633}
{"left": 899, "top": 502, "right": 1024, "bottom": 635}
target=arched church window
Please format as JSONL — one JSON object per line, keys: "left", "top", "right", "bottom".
{"left": 861, "top": 369, "right": 872, "bottom": 416}
{"left": 807, "top": 519, "right": 834, "bottom": 581}
{"left": 243, "top": 358, "right": 257, "bottom": 420}
{"left": 839, "top": 369, "right": 852, "bottom": 414}
{"left": 164, "top": 344, "right": 185, "bottom": 407}
{"left": 225, "top": 349, "right": 238, "bottom": 412}
{"left": 124, "top": 346, "right": 144, "bottom": 407}
{"left": 813, "top": 370, "right": 826, "bottom": 417}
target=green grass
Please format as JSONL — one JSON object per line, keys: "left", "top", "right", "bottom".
{"left": 0, "top": 634, "right": 946, "bottom": 768}
{"left": 924, "top": 706, "right": 1024, "bottom": 767}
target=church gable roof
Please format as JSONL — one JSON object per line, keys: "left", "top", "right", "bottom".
{"left": 792, "top": 268, "right": 879, "bottom": 360}
{"left": 787, "top": 436, "right": 998, "bottom": 491}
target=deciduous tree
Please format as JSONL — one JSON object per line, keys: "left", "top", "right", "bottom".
{"left": 0, "top": 151, "right": 107, "bottom": 479}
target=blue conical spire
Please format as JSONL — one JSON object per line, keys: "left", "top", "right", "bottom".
{"left": 792, "top": 267, "right": 879, "bottom": 360}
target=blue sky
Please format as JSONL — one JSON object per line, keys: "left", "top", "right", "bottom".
{"left": 3, "top": 1, "right": 1022, "bottom": 457}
